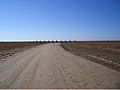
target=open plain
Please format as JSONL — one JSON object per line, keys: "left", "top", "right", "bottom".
{"left": 61, "top": 41, "right": 120, "bottom": 71}
{"left": 0, "top": 43, "right": 120, "bottom": 89}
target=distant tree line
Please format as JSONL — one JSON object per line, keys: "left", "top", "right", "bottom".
{"left": 36, "top": 40, "right": 77, "bottom": 43}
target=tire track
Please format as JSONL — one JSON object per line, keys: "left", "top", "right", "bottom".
{"left": 7, "top": 46, "right": 44, "bottom": 88}
{"left": 0, "top": 43, "right": 120, "bottom": 89}
{"left": 0, "top": 46, "right": 42, "bottom": 88}
{"left": 0, "top": 47, "right": 37, "bottom": 73}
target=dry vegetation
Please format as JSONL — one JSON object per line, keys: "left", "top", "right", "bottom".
{"left": 0, "top": 42, "right": 42, "bottom": 51}
{"left": 61, "top": 41, "right": 120, "bottom": 71}
{"left": 0, "top": 42, "right": 43, "bottom": 63}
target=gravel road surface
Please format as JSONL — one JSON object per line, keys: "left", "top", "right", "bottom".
{"left": 0, "top": 43, "right": 120, "bottom": 89}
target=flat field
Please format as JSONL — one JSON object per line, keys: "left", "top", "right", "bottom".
{"left": 0, "top": 42, "right": 43, "bottom": 62}
{"left": 0, "top": 42, "right": 42, "bottom": 51}
{"left": 61, "top": 41, "right": 120, "bottom": 71}
{"left": 0, "top": 43, "right": 120, "bottom": 89}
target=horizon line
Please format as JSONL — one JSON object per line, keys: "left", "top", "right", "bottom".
{"left": 0, "top": 40, "right": 120, "bottom": 42}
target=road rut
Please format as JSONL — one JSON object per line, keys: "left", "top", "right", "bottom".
{"left": 0, "top": 43, "right": 120, "bottom": 89}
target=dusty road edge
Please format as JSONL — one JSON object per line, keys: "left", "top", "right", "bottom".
{"left": 0, "top": 44, "right": 43, "bottom": 63}
{"left": 61, "top": 44, "right": 120, "bottom": 72}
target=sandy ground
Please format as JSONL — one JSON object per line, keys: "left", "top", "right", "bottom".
{"left": 0, "top": 43, "right": 120, "bottom": 89}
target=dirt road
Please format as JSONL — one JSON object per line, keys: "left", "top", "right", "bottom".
{"left": 0, "top": 43, "right": 120, "bottom": 89}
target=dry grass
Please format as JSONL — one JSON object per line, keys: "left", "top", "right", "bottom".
{"left": 0, "top": 42, "right": 43, "bottom": 63}
{"left": 61, "top": 41, "right": 120, "bottom": 71}
{"left": 0, "top": 42, "right": 42, "bottom": 51}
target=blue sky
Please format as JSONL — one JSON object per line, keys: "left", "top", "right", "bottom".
{"left": 0, "top": 0, "right": 120, "bottom": 41}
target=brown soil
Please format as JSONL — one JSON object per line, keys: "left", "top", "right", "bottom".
{"left": 0, "top": 42, "right": 43, "bottom": 63}
{"left": 61, "top": 41, "right": 120, "bottom": 72}
{"left": 0, "top": 43, "right": 120, "bottom": 89}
